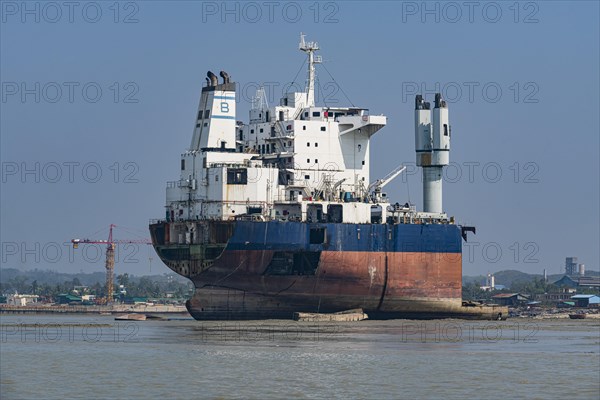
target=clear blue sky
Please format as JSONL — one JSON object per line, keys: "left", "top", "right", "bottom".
{"left": 1, "top": 1, "right": 598, "bottom": 276}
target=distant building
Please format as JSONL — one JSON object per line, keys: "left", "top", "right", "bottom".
{"left": 565, "top": 257, "right": 587, "bottom": 276}
{"left": 56, "top": 294, "right": 82, "bottom": 304}
{"left": 491, "top": 293, "right": 530, "bottom": 306}
{"left": 554, "top": 275, "right": 577, "bottom": 288}
{"left": 480, "top": 273, "right": 497, "bottom": 291}
{"left": 72, "top": 285, "right": 89, "bottom": 295}
{"left": 6, "top": 294, "right": 39, "bottom": 306}
{"left": 565, "top": 257, "right": 578, "bottom": 275}
{"left": 535, "top": 292, "right": 577, "bottom": 302}
{"left": 554, "top": 275, "right": 600, "bottom": 290}
{"left": 576, "top": 276, "right": 600, "bottom": 289}
{"left": 570, "top": 294, "right": 600, "bottom": 308}
{"left": 557, "top": 301, "right": 575, "bottom": 308}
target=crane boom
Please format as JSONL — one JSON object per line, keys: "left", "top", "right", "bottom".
{"left": 71, "top": 224, "right": 151, "bottom": 304}
{"left": 368, "top": 164, "right": 407, "bottom": 193}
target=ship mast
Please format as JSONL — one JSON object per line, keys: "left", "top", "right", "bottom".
{"left": 299, "top": 33, "right": 321, "bottom": 107}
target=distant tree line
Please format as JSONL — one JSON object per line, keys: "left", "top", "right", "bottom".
{"left": 462, "top": 278, "right": 560, "bottom": 301}
{"left": 462, "top": 277, "right": 598, "bottom": 302}
{"left": 1, "top": 272, "right": 192, "bottom": 302}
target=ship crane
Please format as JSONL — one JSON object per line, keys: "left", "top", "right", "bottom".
{"left": 368, "top": 164, "right": 407, "bottom": 203}
{"left": 71, "top": 224, "right": 152, "bottom": 304}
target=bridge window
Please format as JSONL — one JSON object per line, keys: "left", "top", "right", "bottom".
{"left": 312, "top": 111, "right": 320, "bottom": 117}
{"left": 181, "top": 159, "right": 185, "bottom": 170}
{"left": 227, "top": 168, "right": 248, "bottom": 184}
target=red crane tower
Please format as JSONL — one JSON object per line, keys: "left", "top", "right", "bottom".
{"left": 71, "top": 224, "right": 152, "bottom": 303}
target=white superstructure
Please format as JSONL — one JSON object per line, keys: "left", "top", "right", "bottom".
{"left": 165, "top": 34, "right": 450, "bottom": 226}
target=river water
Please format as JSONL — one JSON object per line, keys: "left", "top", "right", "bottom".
{"left": 1, "top": 314, "right": 599, "bottom": 399}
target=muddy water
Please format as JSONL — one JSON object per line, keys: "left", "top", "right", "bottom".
{"left": 1, "top": 314, "right": 599, "bottom": 399}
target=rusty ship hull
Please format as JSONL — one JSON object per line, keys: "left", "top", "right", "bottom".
{"left": 150, "top": 220, "right": 506, "bottom": 320}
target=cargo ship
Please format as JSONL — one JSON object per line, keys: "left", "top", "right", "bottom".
{"left": 149, "top": 34, "right": 506, "bottom": 320}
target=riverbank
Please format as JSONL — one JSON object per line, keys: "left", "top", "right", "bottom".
{"left": 0, "top": 304, "right": 189, "bottom": 315}
{"left": 3, "top": 304, "right": 599, "bottom": 320}
{"left": 510, "top": 308, "right": 600, "bottom": 319}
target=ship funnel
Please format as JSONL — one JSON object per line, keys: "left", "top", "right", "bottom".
{"left": 207, "top": 71, "right": 218, "bottom": 86}
{"left": 190, "top": 69, "right": 237, "bottom": 151}
{"left": 220, "top": 71, "right": 230, "bottom": 84}
{"left": 415, "top": 93, "right": 450, "bottom": 214}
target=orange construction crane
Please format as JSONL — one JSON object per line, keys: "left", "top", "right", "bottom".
{"left": 72, "top": 224, "right": 152, "bottom": 303}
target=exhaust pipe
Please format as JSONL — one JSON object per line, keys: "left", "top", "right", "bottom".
{"left": 207, "top": 71, "right": 218, "bottom": 86}
{"left": 220, "top": 71, "right": 230, "bottom": 84}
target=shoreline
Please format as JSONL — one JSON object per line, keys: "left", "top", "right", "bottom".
{"left": 2, "top": 304, "right": 599, "bottom": 320}
{"left": 0, "top": 304, "right": 189, "bottom": 315}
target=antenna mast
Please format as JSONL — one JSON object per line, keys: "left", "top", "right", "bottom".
{"left": 299, "top": 33, "right": 321, "bottom": 107}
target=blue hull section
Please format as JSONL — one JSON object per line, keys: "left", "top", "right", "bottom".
{"left": 224, "top": 221, "right": 462, "bottom": 253}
